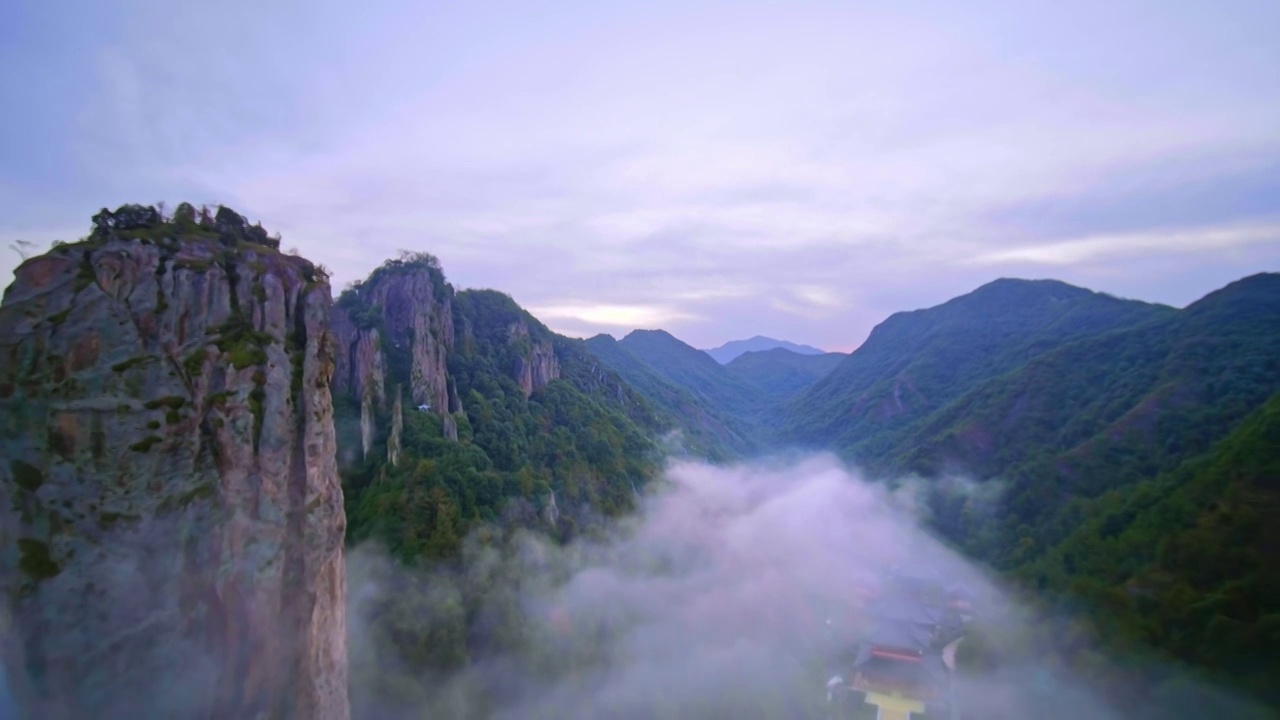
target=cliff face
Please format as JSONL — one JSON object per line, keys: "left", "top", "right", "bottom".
{"left": 330, "top": 263, "right": 568, "bottom": 461}
{"left": 374, "top": 268, "right": 454, "bottom": 412}
{"left": 330, "top": 306, "right": 385, "bottom": 411}
{"left": 509, "top": 317, "right": 559, "bottom": 396}
{"left": 331, "top": 263, "right": 453, "bottom": 415}
{"left": 0, "top": 206, "right": 348, "bottom": 719}
{"left": 331, "top": 259, "right": 459, "bottom": 457}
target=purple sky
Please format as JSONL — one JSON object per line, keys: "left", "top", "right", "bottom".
{"left": 3, "top": 0, "right": 1278, "bottom": 351}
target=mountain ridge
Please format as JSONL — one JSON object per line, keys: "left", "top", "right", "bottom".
{"left": 585, "top": 333, "right": 754, "bottom": 459}
{"left": 601, "top": 272, "right": 1280, "bottom": 710}
{"left": 587, "top": 329, "right": 766, "bottom": 455}
{"left": 703, "top": 334, "right": 826, "bottom": 363}
{"left": 773, "top": 277, "right": 1175, "bottom": 451}
{"left": 724, "top": 347, "right": 847, "bottom": 401}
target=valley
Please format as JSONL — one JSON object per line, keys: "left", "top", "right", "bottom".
{"left": 2, "top": 205, "right": 1276, "bottom": 718}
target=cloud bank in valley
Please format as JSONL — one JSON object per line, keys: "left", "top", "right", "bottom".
{"left": 346, "top": 457, "right": 1269, "bottom": 720}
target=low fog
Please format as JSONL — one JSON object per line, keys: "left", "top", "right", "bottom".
{"left": 346, "top": 456, "right": 1270, "bottom": 720}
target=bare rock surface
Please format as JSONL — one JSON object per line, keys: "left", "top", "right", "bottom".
{"left": 0, "top": 207, "right": 349, "bottom": 720}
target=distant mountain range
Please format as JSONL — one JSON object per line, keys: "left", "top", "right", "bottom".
{"left": 703, "top": 335, "right": 826, "bottom": 363}
{"left": 585, "top": 331, "right": 849, "bottom": 458}
{"left": 590, "top": 273, "right": 1280, "bottom": 708}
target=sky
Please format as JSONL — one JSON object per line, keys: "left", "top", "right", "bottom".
{"left": 2, "top": 0, "right": 1278, "bottom": 351}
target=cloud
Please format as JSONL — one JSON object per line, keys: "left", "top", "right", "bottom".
{"left": 347, "top": 456, "right": 1270, "bottom": 719}
{"left": 2, "top": 0, "right": 1279, "bottom": 348}
{"left": 527, "top": 302, "right": 700, "bottom": 333}
{"left": 969, "top": 221, "right": 1280, "bottom": 266}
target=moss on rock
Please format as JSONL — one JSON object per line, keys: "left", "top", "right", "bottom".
{"left": 112, "top": 356, "right": 155, "bottom": 373}
{"left": 12, "top": 459, "right": 44, "bottom": 491}
{"left": 128, "top": 435, "right": 162, "bottom": 452}
{"left": 144, "top": 396, "right": 186, "bottom": 411}
{"left": 17, "top": 538, "right": 60, "bottom": 581}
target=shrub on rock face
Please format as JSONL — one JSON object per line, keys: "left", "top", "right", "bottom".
{"left": 90, "top": 204, "right": 163, "bottom": 236}
{"left": 173, "top": 202, "right": 198, "bottom": 229}
{"left": 83, "top": 203, "right": 283, "bottom": 249}
{"left": 113, "top": 204, "right": 161, "bottom": 229}
{"left": 214, "top": 206, "right": 247, "bottom": 244}
{"left": 210, "top": 206, "right": 279, "bottom": 248}
{"left": 247, "top": 222, "right": 277, "bottom": 248}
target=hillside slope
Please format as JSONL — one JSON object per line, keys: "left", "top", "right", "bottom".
{"left": 879, "top": 273, "right": 1280, "bottom": 484}
{"left": 330, "top": 255, "right": 675, "bottom": 709}
{"left": 828, "top": 274, "right": 1280, "bottom": 711}
{"left": 585, "top": 333, "right": 754, "bottom": 459}
{"left": 1021, "top": 391, "right": 1280, "bottom": 707}
{"left": 725, "top": 347, "right": 847, "bottom": 401}
{"left": 587, "top": 329, "right": 767, "bottom": 453}
{"left": 572, "top": 273, "right": 1280, "bottom": 712}
{"left": 865, "top": 275, "right": 1280, "bottom": 568}
{"left": 620, "top": 329, "right": 765, "bottom": 418}
{"left": 775, "top": 278, "right": 1174, "bottom": 453}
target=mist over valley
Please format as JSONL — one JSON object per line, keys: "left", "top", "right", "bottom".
{"left": 3, "top": 1, "right": 1278, "bottom": 717}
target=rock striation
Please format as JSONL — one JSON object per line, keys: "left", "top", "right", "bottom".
{"left": 509, "top": 316, "right": 559, "bottom": 396}
{"left": 331, "top": 256, "right": 453, "bottom": 416}
{"left": 0, "top": 205, "right": 349, "bottom": 720}
{"left": 330, "top": 255, "right": 565, "bottom": 454}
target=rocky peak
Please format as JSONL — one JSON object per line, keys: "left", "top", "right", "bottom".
{"left": 0, "top": 205, "right": 348, "bottom": 719}
{"left": 331, "top": 252, "right": 454, "bottom": 428}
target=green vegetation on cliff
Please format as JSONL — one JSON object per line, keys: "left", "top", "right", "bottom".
{"left": 333, "top": 257, "right": 670, "bottom": 701}
{"left": 337, "top": 263, "right": 663, "bottom": 563}
{"left": 1, "top": 204, "right": 349, "bottom": 717}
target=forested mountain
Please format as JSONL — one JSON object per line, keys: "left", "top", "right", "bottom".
{"left": 829, "top": 273, "right": 1280, "bottom": 708}
{"left": 773, "top": 278, "right": 1174, "bottom": 451}
{"left": 868, "top": 273, "right": 1280, "bottom": 555}
{"left": 1023, "top": 390, "right": 1280, "bottom": 707}
{"left": 704, "top": 335, "right": 826, "bottom": 363}
{"left": 328, "top": 254, "right": 689, "bottom": 706}
{"left": 584, "top": 333, "right": 754, "bottom": 459}
{"left": 724, "top": 347, "right": 847, "bottom": 401}
{"left": 612, "top": 273, "right": 1280, "bottom": 711}
{"left": 587, "top": 329, "right": 766, "bottom": 455}
{"left": 332, "top": 253, "right": 666, "bottom": 562}
{"left": 620, "top": 329, "right": 764, "bottom": 417}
